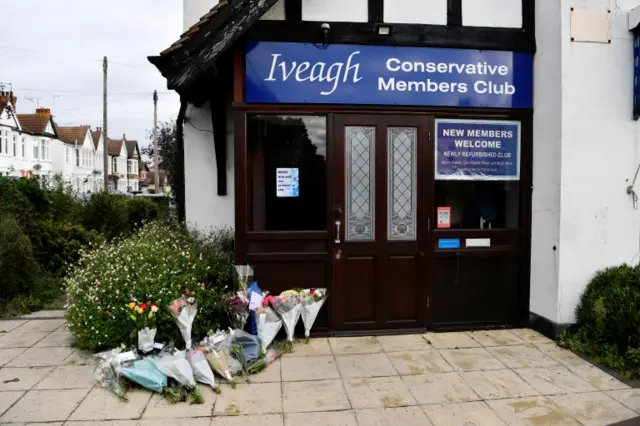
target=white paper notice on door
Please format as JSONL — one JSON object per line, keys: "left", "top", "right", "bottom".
{"left": 276, "top": 168, "right": 299, "bottom": 197}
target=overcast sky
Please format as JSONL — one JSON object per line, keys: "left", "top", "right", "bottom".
{"left": 0, "top": 0, "right": 182, "bottom": 151}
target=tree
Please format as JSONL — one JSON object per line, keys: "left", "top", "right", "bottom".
{"left": 143, "top": 119, "right": 177, "bottom": 188}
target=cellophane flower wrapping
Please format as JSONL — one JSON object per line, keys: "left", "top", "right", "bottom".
{"left": 256, "top": 306, "right": 282, "bottom": 352}
{"left": 92, "top": 348, "right": 133, "bottom": 400}
{"left": 152, "top": 350, "right": 196, "bottom": 389}
{"left": 120, "top": 358, "right": 167, "bottom": 393}
{"left": 300, "top": 288, "right": 328, "bottom": 339}
{"left": 186, "top": 348, "right": 217, "bottom": 390}
{"left": 231, "top": 329, "right": 261, "bottom": 364}
{"left": 269, "top": 291, "right": 302, "bottom": 342}
{"left": 246, "top": 346, "right": 280, "bottom": 375}
{"left": 223, "top": 292, "right": 249, "bottom": 331}
{"left": 169, "top": 297, "right": 198, "bottom": 349}
{"left": 198, "top": 330, "right": 234, "bottom": 383}
{"left": 138, "top": 327, "right": 157, "bottom": 354}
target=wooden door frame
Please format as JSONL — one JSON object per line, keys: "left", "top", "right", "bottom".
{"left": 234, "top": 104, "right": 533, "bottom": 333}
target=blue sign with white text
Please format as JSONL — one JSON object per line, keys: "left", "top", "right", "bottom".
{"left": 245, "top": 42, "right": 533, "bottom": 109}
{"left": 435, "top": 119, "right": 520, "bottom": 181}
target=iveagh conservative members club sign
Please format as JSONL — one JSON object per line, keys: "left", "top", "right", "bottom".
{"left": 245, "top": 42, "right": 533, "bottom": 109}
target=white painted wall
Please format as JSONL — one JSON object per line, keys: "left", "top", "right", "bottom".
{"left": 530, "top": 0, "right": 562, "bottom": 323}
{"left": 183, "top": 101, "right": 235, "bottom": 230}
{"left": 302, "top": 0, "right": 368, "bottom": 22}
{"left": 462, "top": 0, "right": 522, "bottom": 28}
{"left": 531, "top": 0, "right": 640, "bottom": 325}
{"left": 384, "top": 0, "right": 447, "bottom": 25}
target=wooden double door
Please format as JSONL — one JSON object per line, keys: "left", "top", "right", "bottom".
{"left": 331, "top": 115, "right": 431, "bottom": 331}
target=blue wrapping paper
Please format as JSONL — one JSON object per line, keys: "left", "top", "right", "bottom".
{"left": 120, "top": 358, "right": 167, "bottom": 393}
{"left": 247, "top": 281, "right": 263, "bottom": 336}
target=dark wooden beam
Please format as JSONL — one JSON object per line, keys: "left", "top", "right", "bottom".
{"left": 368, "top": 0, "right": 383, "bottom": 23}
{"left": 522, "top": 0, "right": 535, "bottom": 38}
{"left": 447, "top": 0, "right": 462, "bottom": 26}
{"left": 285, "top": 0, "right": 301, "bottom": 21}
{"left": 210, "top": 96, "right": 227, "bottom": 196}
{"left": 249, "top": 20, "right": 536, "bottom": 52}
{"left": 175, "top": 99, "right": 188, "bottom": 223}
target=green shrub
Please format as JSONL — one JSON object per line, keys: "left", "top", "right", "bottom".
{"left": 562, "top": 264, "right": 640, "bottom": 379}
{"left": 127, "top": 197, "right": 159, "bottom": 228}
{"left": 81, "top": 191, "right": 129, "bottom": 239}
{"left": 32, "top": 220, "right": 104, "bottom": 278}
{"left": 48, "top": 178, "right": 82, "bottom": 222}
{"left": 0, "top": 213, "right": 39, "bottom": 300}
{"left": 65, "top": 222, "right": 234, "bottom": 351}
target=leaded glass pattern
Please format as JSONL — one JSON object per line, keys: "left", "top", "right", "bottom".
{"left": 388, "top": 127, "right": 417, "bottom": 240}
{"left": 346, "top": 126, "right": 375, "bottom": 241}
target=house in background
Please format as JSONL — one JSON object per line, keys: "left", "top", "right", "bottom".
{"left": 16, "top": 107, "right": 60, "bottom": 181}
{"left": 107, "top": 137, "right": 128, "bottom": 193}
{"left": 91, "top": 127, "right": 105, "bottom": 188}
{"left": 125, "top": 138, "right": 141, "bottom": 192}
{"left": 0, "top": 90, "right": 28, "bottom": 178}
{"left": 57, "top": 126, "right": 97, "bottom": 193}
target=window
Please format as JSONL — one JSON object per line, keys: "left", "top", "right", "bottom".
{"left": 0, "top": 131, "right": 4, "bottom": 154}
{"left": 3, "top": 131, "right": 8, "bottom": 154}
{"left": 248, "top": 115, "right": 327, "bottom": 231}
{"left": 12, "top": 135, "right": 16, "bottom": 156}
{"left": 21, "top": 138, "right": 25, "bottom": 158}
{"left": 112, "top": 157, "right": 117, "bottom": 173}
{"left": 76, "top": 149, "right": 80, "bottom": 166}
{"left": 40, "top": 140, "right": 46, "bottom": 161}
{"left": 65, "top": 147, "right": 69, "bottom": 164}
{"left": 33, "top": 142, "right": 39, "bottom": 160}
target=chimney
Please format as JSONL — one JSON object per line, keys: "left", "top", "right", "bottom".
{"left": 36, "top": 107, "right": 50, "bottom": 115}
{"left": 97, "top": 127, "right": 102, "bottom": 132}
{"left": 0, "top": 91, "right": 17, "bottom": 110}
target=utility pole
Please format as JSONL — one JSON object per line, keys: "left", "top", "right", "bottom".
{"left": 103, "top": 56, "right": 108, "bottom": 190}
{"left": 153, "top": 90, "right": 159, "bottom": 193}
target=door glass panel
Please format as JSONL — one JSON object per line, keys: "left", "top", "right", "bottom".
{"left": 346, "top": 126, "right": 375, "bottom": 241}
{"left": 388, "top": 127, "right": 417, "bottom": 241}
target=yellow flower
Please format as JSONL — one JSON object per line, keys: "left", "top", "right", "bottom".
{"left": 136, "top": 307, "right": 144, "bottom": 314}
{"left": 128, "top": 302, "right": 135, "bottom": 309}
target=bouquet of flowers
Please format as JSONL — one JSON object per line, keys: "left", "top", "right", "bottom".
{"left": 169, "top": 297, "right": 197, "bottom": 349}
{"left": 126, "top": 299, "right": 160, "bottom": 353}
{"left": 198, "top": 330, "right": 235, "bottom": 387}
{"left": 186, "top": 349, "right": 219, "bottom": 394}
{"left": 153, "top": 349, "right": 203, "bottom": 404}
{"left": 234, "top": 264, "right": 254, "bottom": 293}
{"left": 300, "top": 288, "right": 328, "bottom": 343}
{"left": 120, "top": 358, "right": 167, "bottom": 393}
{"left": 223, "top": 293, "right": 249, "bottom": 330}
{"left": 245, "top": 346, "right": 280, "bottom": 375}
{"left": 93, "top": 348, "right": 129, "bottom": 401}
{"left": 256, "top": 304, "right": 282, "bottom": 352}
{"left": 267, "top": 290, "right": 302, "bottom": 352}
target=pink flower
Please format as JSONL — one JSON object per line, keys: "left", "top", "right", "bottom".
{"left": 95, "top": 281, "right": 101, "bottom": 287}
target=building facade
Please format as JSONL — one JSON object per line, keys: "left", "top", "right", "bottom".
{"left": 151, "top": 0, "right": 639, "bottom": 337}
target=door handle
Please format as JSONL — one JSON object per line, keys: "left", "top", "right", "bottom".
{"left": 335, "top": 220, "right": 341, "bottom": 243}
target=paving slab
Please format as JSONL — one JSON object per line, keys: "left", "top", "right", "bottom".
{"left": 329, "top": 337, "right": 383, "bottom": 355}
{"left": 284, "top": 410, "right": 358, "bottom": 426}
{"left": 564, "top": 363, "right": 631, "bottom": 391}
{"left": 336, "top": 353, "right": 397, "bottom": 378}
{"left": 513, "top": 365, "right": 597, "bottom": 395}
{"left": 468, "top": 329, "right": 525, "bottom": 346}
{"left": 344, "top": 376, "right": 417, "bottom": 409}
{"left": 535, "top": 342, "right": 592, "bottom": 367}
{"left": 0, "top": 390, "right": 24, "bottom": 418}
{"left": 282, "top": 379, "right": 350, "bottom": 413}
{"left": 0, "top": 348, "right": 26, "bottom": 367}
{"left": 549, "top": 392, "right": 638, "bottom": 426}
{"left": 18, "top": 310, "right": 65, "bottom": 319}
{"left": 249, "top": 358, "right": 281, "bottom": 383}
{"left": 213, "top": 382, "right": 282, "bottom": 416}
{"left": 488, "top": 396, "right": 581, "bottom": 426}
{"left": 487, "top": 344, "right": 558, "bottom": 368}
{"left": 69, "top": 388, "right": 151, "bottom": 421}
{"left": 376, "top": 334, "right": 431, "bottom": 353}
{"left": 64, "top": 421, "right": 137, "bottom": 426}
{"left": 439, "top": 347, "right": 506, "bottom": 371}
{"left": 0, "top": 320, "right": 27, "bottom": 333}
{"left": 141, "top": 385, "right": 216, "bottom": 418}
{"left": 34, "top": 364, "right": 95, "bottom": 389}
{"left": 33, "top": 331, "right": 74, "bottom": 348}
{"left": 6, "top": 347, "right": 74, "bottom": 367}
{"left": 424, "top": 332, "right": 481, "bottom": 349}
{"left": 387, "top": 350, "right": 453, "bottom": 375}
{"left": 62, "top": 349, "right": 95, "bottom": 366}
{"left": 0, "top": 332, "right": 49, "bottom": 349}
{"left": 281, "top": 338, "right": 332, "bottom": 358}
{"left": 402, "top": 372, "right": 480, "bottom": 405}
{"left": 510, "top": 328, "right": 554, "bottom": 344}
{"left": 281, "top": 355, "right": 339, "bottom": 381}
{"left": 17, "top": 319, "right": 65, "bottom": 332}
{"left": 356, "top": 406, "right": 433, "bottom": 426}
{"left": 461, "top": 369, "right": 540, "bottom": 400}
{"left": 0, "top": 388, "right": 89, "bottom": 423}
{"left": 0, "top": 366, "right": 54, "bottom": 391}
{"left": 210, "top": 414, "right": 284, "bottom": 426}
{"left": 606, "top": 389, "right": 640, "bottom": 414}
{"left": 423, "top": 401, "right": 507, "bottom": 425}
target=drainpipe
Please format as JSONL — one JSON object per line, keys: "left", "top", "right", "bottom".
{"left": 176, "top": 97, "right": 188, "bottom": 223}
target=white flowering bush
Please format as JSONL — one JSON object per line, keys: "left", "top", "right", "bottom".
{"left": 65, "top": 221, "right": 234, "bottom": 351}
